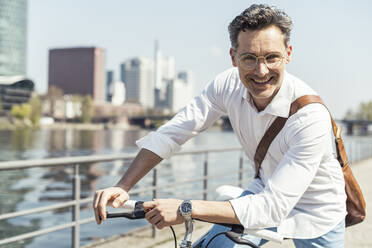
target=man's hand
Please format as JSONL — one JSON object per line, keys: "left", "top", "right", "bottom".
{"left": 93, "top": 186, "right": 129, "bottom": 224}
{"left": 143, "top": 199, "right": 185, "bottom": 229}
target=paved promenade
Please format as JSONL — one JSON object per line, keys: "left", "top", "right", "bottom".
{"left": 85, "top": 158, "right": 372, "bottom": 248}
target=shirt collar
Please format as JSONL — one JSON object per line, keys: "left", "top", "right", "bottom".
{"left": 242, "top": 71, "right": 294, "bottom": 118}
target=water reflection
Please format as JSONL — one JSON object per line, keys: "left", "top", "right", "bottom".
{"left": 0, "top": 128, "right": 152, "bottom": 247}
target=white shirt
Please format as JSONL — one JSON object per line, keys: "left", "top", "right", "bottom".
{"left": 136, "top": 67, "right": 347, "bottom": 239}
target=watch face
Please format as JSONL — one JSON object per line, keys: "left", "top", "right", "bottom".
{"left": 181, "top": 201, "right": 192, "bottom": 213}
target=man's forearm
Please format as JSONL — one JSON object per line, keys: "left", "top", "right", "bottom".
{"left": 191, "top": 200, "right": 241, "bottom": 225}
{"left": 115, "top": 148, "right": 163, "bottom": 192}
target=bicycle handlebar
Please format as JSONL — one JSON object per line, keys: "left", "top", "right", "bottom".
{"left": 103, "top": 200, "right": 283, "bottom": 244}
{"left": 100, "top": 200, "right": 146, "bottom": 220}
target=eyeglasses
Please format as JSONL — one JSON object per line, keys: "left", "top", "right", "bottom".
{"left": 237, "top": 52, "right": 285, "bottom": 70}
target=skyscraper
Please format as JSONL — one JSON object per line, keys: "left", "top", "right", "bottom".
{"left": 153, "top": 41, "right": 175, "bottom": 108}
{"left": 120, "top": 57, "right": 154, "bottom": 109}
{"left": 48, "top": 47, "right": 106, "bottom": 103}
{"left": 106, "top": 70, "right": 114, "bottom": 101}
{"left": 0, "top": 0, "right": 28, "bottom": 76}
{"left": 170, "top": 71, "right": 194, "bottom": 112}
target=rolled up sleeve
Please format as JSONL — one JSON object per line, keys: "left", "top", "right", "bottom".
{"left": 136, "top": 80, "right": 226, "bottom": 159}
{"left": 230, "top": 106, "right": 332, "bottom": 229}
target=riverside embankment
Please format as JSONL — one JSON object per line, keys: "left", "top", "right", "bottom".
{"left": 85, "top": 157, "right": 372, "bottom": 248}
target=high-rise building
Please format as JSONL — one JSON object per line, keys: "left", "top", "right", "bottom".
{"left": 0, "top": 0, "right": 28, "bottom": 76}
{"left": 106, "top": 70, "right": 114, "bottom": 101}
{"left": 48, "top": 47, "right": 106, "bottom": 103}
{"left": 153, "top": 41, "right": 176, "bottom": 109}
{"left": 170, "top": 71, "right": 194, "bottom": 112}
{"left": 120, "top": 57, "right": 154, "bottom": 109}
{"left": 109, "top": 81, "right": 126, "bottom": 106}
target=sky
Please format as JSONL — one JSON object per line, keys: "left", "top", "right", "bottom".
{"left": 27, "top": 0, "right": 372, "bottom": 118}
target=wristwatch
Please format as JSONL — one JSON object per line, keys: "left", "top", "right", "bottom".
{"left": 179, "top": 200, "right": 192, "bottom": 221}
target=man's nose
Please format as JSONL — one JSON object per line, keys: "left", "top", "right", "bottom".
{"left": 254, "top": 61, "right": 269, "bottom": 77}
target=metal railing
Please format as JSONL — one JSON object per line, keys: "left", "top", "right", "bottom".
{"left": 0, "top": 147, "right": 245, "bottom": 248}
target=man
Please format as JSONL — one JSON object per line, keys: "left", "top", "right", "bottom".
{"left": 94, "top": 4, "right": 346, "bottom": 247}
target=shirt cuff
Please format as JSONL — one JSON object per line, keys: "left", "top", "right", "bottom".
{"left": 229, "top": 195, "right": 252, "bottom": 228}
{"left": 136, "top": 131, "right": 181, "bottom": 159}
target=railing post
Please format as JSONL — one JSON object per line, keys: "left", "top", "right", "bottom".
{"left": 72, "top": 164, "right": 80, "bottom": 248}
{"left": 203, "top": 153, "right": 209, "bottom": 200}
{"left": 152, "top": 168, "right": 157, "bottom": 238}
{"left": 238, "top": 151, "right": 243, "bottom": 188}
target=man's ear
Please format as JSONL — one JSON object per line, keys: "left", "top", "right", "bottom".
{"left": 285, "top": 44, "right": 293, "bottom": 64}
{"left": 230, "top": 48, "right": 237, "bottom": 67}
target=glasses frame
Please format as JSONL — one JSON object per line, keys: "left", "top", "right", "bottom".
{"left": 236, "top": 52, "right": 285, "bottom": 71}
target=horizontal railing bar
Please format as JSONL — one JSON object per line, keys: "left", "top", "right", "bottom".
{"left": 173, "top": 182, "right": 240, "bottom": 199}
{"left": 0, "top": 198, "right": 94, "bottom": 221}
{"left": 80, "top": 217, "right": 96, "bottom": 225}
{"left": 131, "top": 168, "right": 251, "bottom": 193}
{"left": 0, "top": 221, "right": 76, "bottom": 245}
{"left": 0, "top": 153, "right": 136, "bottom": 170}
{"left": 176, "top": 189, "right": 209, "bottom": 199}
{"left": 0, "top": 168, "right": 250, "bottom": 221}
{"left": 0, "top": 217, "right": 96, "bottom": 246}
{"left": 0, "top": 147, "right": 242, "bottom": 171}
{"left": 0, "top": 200, "right": 77, "bottom": 220}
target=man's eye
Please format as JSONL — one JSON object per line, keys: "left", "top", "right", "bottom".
{"left": 266, "top": 54, "right": 280, "bottom": 62}
{"left": 242, "top": 56, "right": 256, "bottom": 63}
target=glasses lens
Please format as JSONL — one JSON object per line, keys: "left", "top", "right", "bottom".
{"left": 240, "top": 54, "right": 257, "bottom": 70}
{"left": 265, "top": 53, "right": 283, "bottom": 69}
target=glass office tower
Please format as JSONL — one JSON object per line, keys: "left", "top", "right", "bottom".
{"left": 0, "top": 0, "right": 27, "bottom": 76}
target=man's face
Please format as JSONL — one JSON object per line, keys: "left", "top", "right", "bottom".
{"left": 230, "top": 25, "right": 292, "bottom": 109}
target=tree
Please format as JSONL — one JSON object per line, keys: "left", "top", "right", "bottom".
{"left": 29, "top": 94, "right": 42, "bottom": 125}
{"left": 10, "top": 103, "right": 32, "bottom": 120}
{"left": 80, "top": 95, "right": 94, "bottom": 123}
{"left": 355, "top": 101, "right": 372, "bottom": 121}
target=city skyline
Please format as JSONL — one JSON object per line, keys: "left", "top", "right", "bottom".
{"left": 27, "top": 0, "right": 372, "bottom": 118}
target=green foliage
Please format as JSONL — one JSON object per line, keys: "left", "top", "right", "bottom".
{"left": 10, "top": 103, "right": 31, "bottom": 120}
{"left": 80, "top": 95, "right": 94, "bottom": 123}
{"left": 351, "top": 101, "right": 372, "bottom": 121}
{"left": 29, "top": 95, "right": 42, "bottom": 125}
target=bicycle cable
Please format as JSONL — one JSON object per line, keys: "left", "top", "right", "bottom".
{"left": 169, "top": 225, "right": 177, "bottom": 248}
{"left": 205, "top": 232, "right": 226, "bottom": 248}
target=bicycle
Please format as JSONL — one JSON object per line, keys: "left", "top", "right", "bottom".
{"left": 102, "top": 198, "right": 283, "bottom": 248}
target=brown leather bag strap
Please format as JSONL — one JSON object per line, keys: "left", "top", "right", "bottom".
{"left": 254, "top": 95, "right": 348, "bottom": 178}
{"left": 254, "top": 117, "right": 287, "bottom": 177}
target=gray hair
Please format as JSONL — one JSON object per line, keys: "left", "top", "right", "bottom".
{"left": 228, "top": 4, "right": 293, "bottom": 50}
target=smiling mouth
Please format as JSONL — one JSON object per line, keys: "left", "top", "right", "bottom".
{"left": 251, "top": 76, "right": 274, "bottom": 86}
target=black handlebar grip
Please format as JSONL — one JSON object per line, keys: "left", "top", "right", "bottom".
{"left": 133, "top": 201, "right": 146, "bottom": 219}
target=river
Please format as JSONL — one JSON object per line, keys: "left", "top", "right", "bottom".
{"left": 0, "top": 127, "right": 371, "bottom": 248}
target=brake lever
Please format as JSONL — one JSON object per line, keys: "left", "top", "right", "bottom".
{"left": 225, "top": 230, "right": 260, "bottom": 248}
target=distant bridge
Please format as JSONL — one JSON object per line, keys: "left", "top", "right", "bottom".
{"left": 221, "top": 117, "right": 372, "bottom": 136}
{"left": 127, "top": 115, "right": 372, "bottom": 136}
{"left": 340, "top": 119, "right": 372, "bottom": 135}
{"left": 128, "top": 115, "right": 174, "bottom": 128}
